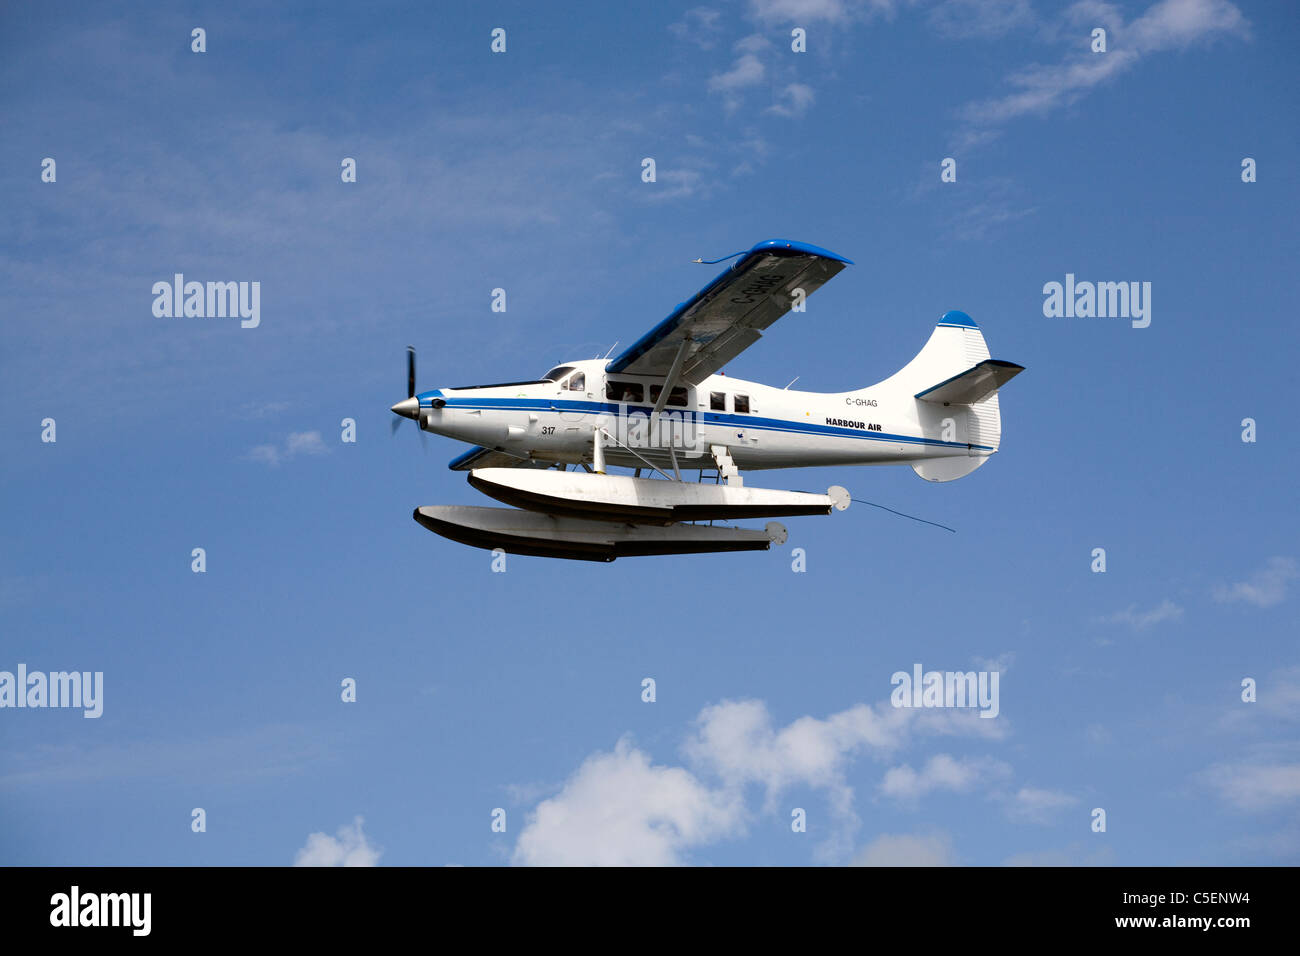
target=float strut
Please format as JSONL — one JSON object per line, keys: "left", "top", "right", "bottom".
{"left": 592, "top": 425, "right": 605, "bottom": 475}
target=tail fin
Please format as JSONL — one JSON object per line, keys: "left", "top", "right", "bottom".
{"left": 865, "top": 311, "right": 1023, "bottom": 483}
{"left": 883, "top": 310, "right": 998, "bottom": 396}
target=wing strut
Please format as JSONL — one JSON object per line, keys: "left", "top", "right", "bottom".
{"left": 650, "top": 336, "right": 692, "bottom": 423}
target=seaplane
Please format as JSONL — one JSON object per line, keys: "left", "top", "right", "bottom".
{"left": 390, "top": 239, "right": 1023, "bottom": 561}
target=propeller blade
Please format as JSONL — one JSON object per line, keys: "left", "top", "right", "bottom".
{"left": 392, "top": 346, "right": 425, "bottom": 448}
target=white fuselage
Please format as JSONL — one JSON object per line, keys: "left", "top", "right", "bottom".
{"left": 418, "top": 359, "right": 995, "bottom": 473}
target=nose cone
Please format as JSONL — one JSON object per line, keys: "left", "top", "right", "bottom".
{"left": 390, "top": 396, "right": 420, "bottom": 420}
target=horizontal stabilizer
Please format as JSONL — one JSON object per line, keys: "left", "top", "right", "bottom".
{"left": 915, "top": 359, "right": 1024, "bottom": 405}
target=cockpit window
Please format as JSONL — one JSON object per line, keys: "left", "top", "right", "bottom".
{"left": 543, "top": 366, "right": 576, "bottom": 383}
{"left": 567, "top": 372, "right": 585, "bottom": 392}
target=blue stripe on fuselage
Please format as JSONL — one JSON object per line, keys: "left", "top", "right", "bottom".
{"left": 427, "top": 396, "right": 992, "bottom": 451}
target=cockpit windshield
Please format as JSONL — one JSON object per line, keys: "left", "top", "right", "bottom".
{"left": 542, "top": 365, "right": 576, "bottom": 383}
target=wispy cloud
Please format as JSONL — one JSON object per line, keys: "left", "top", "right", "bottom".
{"left": 748, "top": 0, "right": 899, "bottom": 24}
{"left": 710, "top": 52, "right": 767, "bottom": 95}
{"left": 706, "top": 34, "right": 821, "bottom": 119}
{"left": 935, "top": 175, "right": 1038, "bottom": 241}
{"left": 1003, "top": 842, "right": 1117, "bottom": 866}
{"left": 1097, "top": 598, "right": 1184, "bottom": 631}
{"left": 0, "top": 723, "right": 336, "bottom": 790}
{"left": 1201, "top": 759, "right": 1300, "bottom": 812}
{"left": 1214, "top": 557, "right": 1298, "bottom": 609}
{"left": 880, "top": 753, "right": 1012, "bottom": 801}
{"left": 1003, "top": 785, "right": 1080, "bottom": 824}
{"left": 246, "top": 430, "right": 329, "bottom": 467}
{"left": 1252, "top": 667, "right": 1300, "bottom": 723}
{"left": 708, "top": 35, "right": 772, "bottom": 113}
{"left": 955, "top": 0, "right": 1249, "bottom": 147}
{"left": 669, "top": 7, "right": 725, "bottom": 49}
{"left": 767, "top": 82, "right": 817, "bottom": 117}
{"left": 928, "top": 0, "right": 1034, "bottom": 39}
{"left": 852, "top": 830, "right": 958, "bottom": 865}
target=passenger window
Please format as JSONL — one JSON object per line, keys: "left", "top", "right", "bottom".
{"left": 649, "top": 385, "right": 689, "bottom": 407}
{"left": 710, "top": 391, "right": 726, "bottom": 411}
{"left": 567, "top": 373, "right": 585, "bottom": 392}
{"left": 606, "top": 381, "right": 644, "bottom": 403}
{"left": 734, "top": 394, "right": 750, "bottom": 414}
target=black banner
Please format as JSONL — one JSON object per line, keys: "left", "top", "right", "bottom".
{"left": 0, "top": 865, "right": 1282, "bottom": 941}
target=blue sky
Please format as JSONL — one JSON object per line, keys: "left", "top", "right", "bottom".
{"left": 2, "top": 0, "right": 1297, "bottom": 866}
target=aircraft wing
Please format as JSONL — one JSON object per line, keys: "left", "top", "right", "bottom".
{"left": 448, "top": 446, "right": 554, "bottom": 471}
{"left": 605, "top": 239, "right": 852, "bottom": 385}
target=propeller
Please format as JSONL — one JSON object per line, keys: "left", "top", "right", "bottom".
{"left": 390, "top": 345, "right": 426, "bottom": 448}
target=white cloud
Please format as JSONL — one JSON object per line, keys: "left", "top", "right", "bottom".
{"left": 639, "top": 165, "right": 716, "bottom": 203}
{"left": 1097, "top": 598, "right": 1183, "bottom": 631}
{"left": 1126, "top": 0, "right": 1248, "bottom": 50}
{"left": 709, "top": 53, "right": 766, "bottom": 95}
{"left": 1257, "top": 668, "right": 1300, "bottom": 721}
{"left": 513, "top": 697, "right": 1014, "bottom": 865}
{"left": 293, "top": 816, "right": 381, "bottom": 866}
{"left": 735, "top": 33, "right": 774, "bottom": 54}
{"left": 685, "top": 699, "right": 905, "bottom": 789}
{"left": 962, "top": 49, "right": 1137, "bottom": 128}
{"left": 880, "top": 753, "right": 1011, "bottom": 800}
{"left": 1214, "top": 557, "right": 1298, "bottom": 608}
{"left": 246, "top": 429, "right": 329, "bottom": 466}
{"left": 511, "top": 738, "right": 742, "bottom": 866}
{"left": 669, "top": 7, "right": 724, "bottom": 49}
{"left": 1004, "top": 786, "right": 1080, "bottom": 823}
{"left": 749, "top": 0, "right": 898, "bottom": 24}
{"left": 852, "top": 831, "right": 958, "bottom": 866}
{"left": 973, "top": 651, "right": 1016, "bottom": 674}
{"left": 1219, "top": 666, "right": 1300, "bottom": 733}
{"left": 957, "top": 0, "right": 1248, "bottom": 142}
{"left": 286, "top": 431, "right": 327, "bottom": 455}
{"left": 687, "top": 699, "right": 917, "bottom": 860}
{"left": 707, "top": 35, "right": 774, "bottom": 113}
{"left": 767, "top": 82, "right": 816, "bottom": 117}
{"left": 1202, "top": 761, "right": 1300, "bottom": 811}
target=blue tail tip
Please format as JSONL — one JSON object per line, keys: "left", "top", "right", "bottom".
{"left": 939, "top": 310, "right": 978, "bottom": 329}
